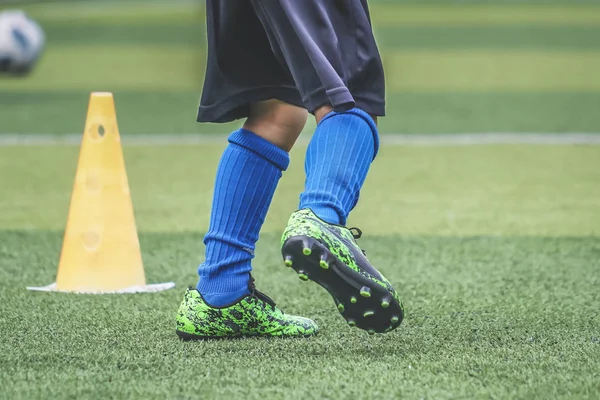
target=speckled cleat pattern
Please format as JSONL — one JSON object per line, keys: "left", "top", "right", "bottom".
{"left": 175, "top": 277, "right": 318, "bottom": 340}
{"left": 281, "top": 209, "right": 404, "bottom": 334}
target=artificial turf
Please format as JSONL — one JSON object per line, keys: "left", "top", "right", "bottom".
{"left": 1, "top": 0, "right": 599, "bottom": 398}
{"left": 1, "top": 144, "right": 599, "bottom": 399}
{"left": 3, "top": 0, "right": 600, "bottom": 134}
{"left": 1, "top": 232, "right": 598, "bottom": 399}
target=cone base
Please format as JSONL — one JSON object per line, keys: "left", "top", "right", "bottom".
{"left": 26, "top": 281, "right": 175, "bottom": 294}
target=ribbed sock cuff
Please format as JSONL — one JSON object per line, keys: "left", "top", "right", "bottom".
{"left": 320, "top": 107, "right": 380, "bottom": 160}
{"left": 197, "top": 270, "right": 251, "bottom": 306}
{"left": 228, "top": 128, "right": 290, "bottom": 171}
{"left": 197, "top": 271, "right": 250, "bottom": 292}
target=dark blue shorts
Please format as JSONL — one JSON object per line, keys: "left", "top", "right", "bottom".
{"left": 197, "top": 0, "right": 386, "bottom": 123}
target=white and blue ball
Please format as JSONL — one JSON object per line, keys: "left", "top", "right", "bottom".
{"left": 0, "top": 9, "right": 45, "bottom": 75}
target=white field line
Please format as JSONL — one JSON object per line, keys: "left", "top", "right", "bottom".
{"left": 0, "top": 133, "right": 599, "bottom": 146}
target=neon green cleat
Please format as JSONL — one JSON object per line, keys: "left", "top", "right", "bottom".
{"left": 281, "top": 209, "right": 404, "bottom": 334}
{"left": 176, "top": 276, "right": 318, "bottom": 340}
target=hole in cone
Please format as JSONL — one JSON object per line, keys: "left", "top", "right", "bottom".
{"left": 82, "top": 231, "right": 101, "bottom": 251}
{"left": 88, "top": 124, "right": 106, "bottom": 142}
{"left": 85, "top": 170, "right": 102, "bottom": 194}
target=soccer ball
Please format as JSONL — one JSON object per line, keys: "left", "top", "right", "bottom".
{"left": 0, "top": 9, "right": 45, "bottom": 75}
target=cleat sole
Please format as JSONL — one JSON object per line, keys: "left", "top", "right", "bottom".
{"left": 282, "top": 235, "right": 403, "bottom": 333}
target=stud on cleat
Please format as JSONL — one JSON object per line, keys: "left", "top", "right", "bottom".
{"left": 298, "top": 270, "right": 309, "bottom": 281}
{"left": 368, "top": 329, "right": 375, "bottom": 335}
{"left": 337, "top": 303, "right": 345, "bottom": 312}
{"left": 302, "top": 247, "right": 312, "bottom": 256}
{"left": 350, "top": 296, "right": 357, "bottom": 304}
{"left": 347, "top": 319, "right": 356, "bottom": 327}
{"left": 359, "top": 286, "right": 371, "bottom": 298}
{"left": 381, "top": 299, "right": 390, "bottom": 309}
{"left": 391, "top": 316, "right": 399, "bottom": 324}
{"left": 284, "top": 256, "right": 293, "bottom": 267}
{"left": 319, "top": 259, "right": 329, "bottom": 270}
{"left": 363, "top": 310, "right": 375, "bottom": 318}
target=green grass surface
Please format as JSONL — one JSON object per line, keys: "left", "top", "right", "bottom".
{"left": 1, "top": 144, "right": 599, "bottom": 398}
{"left": 3, "top": 91, "right": 600, "bottom": 134}
{"left": 1, "top": 1, "right": 599, "bottom": 398}
{"left": 2, "top": 0, "right": 600, "bottom": 133}
{"left": 1, "top": 232, "right": 599, "bottom": 399}
{"left": 376, "top": 26, "right": 600, "bottom": 49}
{"left": 6, "top": 48, "right": 600, "bottom": 92}
{"left": 37, "top": 23, "right": 600, "bottom": 49}
{"left": 2, "top": 144, "right": 599, "bottom": 235}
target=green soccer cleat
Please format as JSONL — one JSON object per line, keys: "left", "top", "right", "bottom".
{"left": 281, "top": 209, "right": 404, "bottom": 334}
{"left": 175, "top": 276, "right": 318, "bottom": 340}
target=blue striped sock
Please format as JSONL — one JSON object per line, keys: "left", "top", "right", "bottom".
{"left": 299, "top": 108, "right": 379, "bottom": 225}
{"left": 197, "top": 128, "right": 290, "bottom": 306}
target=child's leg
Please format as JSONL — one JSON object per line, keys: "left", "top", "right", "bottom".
{"left": 197, "top": 100, "right": 307, "bottom": 307}
{"left": 176, "top": 0, "right": 318, "bottom": 340}
{"left": 299, "top": 107, "right": 379, "bottom": 225}
{"left": 250, "top": 0, "right": 404, "bottom": 333}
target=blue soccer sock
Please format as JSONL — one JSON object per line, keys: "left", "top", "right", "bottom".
{"left": 299, "top": 108, "right": 379, "bottom": 225}
{"left": 197, "top": 128, "right": 290, "bottom": 306}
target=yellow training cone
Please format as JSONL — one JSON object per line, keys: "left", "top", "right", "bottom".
{"left": 27, "top": 92, "right": 174, "bottom": 294}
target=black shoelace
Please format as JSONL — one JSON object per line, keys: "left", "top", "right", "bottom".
{"left": 349, "top": 227, "right": 367, "bottom": 255}
{"left": 349, "top": 227, "right": 362, "bottom": 239}
{"left": 248, "top": 276, "right": 277, "bottom": 310}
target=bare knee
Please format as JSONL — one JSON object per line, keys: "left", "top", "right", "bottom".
{"left": 314, "top": 105, "right": 334, "bottom": 124}
{"left": 243, "top": 99, "right": 308, "bottom": 152}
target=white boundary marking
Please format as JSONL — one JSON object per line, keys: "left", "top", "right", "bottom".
{"left": 0, "top": 133, "right": 599, "bottom": 146}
